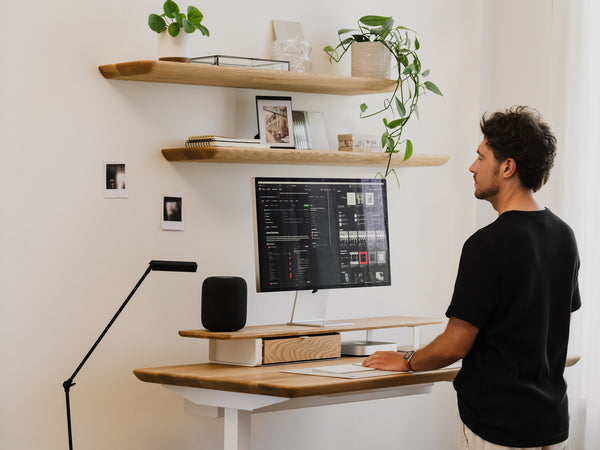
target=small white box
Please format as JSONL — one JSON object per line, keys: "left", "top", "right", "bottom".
{"left": 209, "top": 339, "right": 263, "bottom": 366}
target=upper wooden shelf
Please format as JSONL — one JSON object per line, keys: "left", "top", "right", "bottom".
{"left": 162, "top": 147, "right": 450, "bottom": 168}
{"left": 98, "top": 60, "right": 397, "bottom": 95}
{"left": 179, "top": 316, "right": 442, "bottom": 340}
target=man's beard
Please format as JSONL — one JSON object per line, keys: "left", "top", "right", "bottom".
{"left": 474, "top": 184, "right": 499, "bottom": 200}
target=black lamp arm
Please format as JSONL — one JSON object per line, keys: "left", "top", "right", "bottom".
{"left": 62, "top": 264, "right": 152, "bottom": 449}
{"left": 62, "top": 260, "right": 197, "bottom": 449}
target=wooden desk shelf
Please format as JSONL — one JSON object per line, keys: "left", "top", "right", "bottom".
{"left": 98, "top": 60, "right": 397, "bottom": 95}
{"left": 161, "top": 147, "right": 450, "bottom": 168}
{"left": 180, "top": 316, "right": 442, "bottom": 366}
{"left": 179, "top": 316, "right": 442, "bottom": 340}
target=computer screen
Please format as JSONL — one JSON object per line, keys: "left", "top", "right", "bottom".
{"left": 254, "top": 177, "right": 391, "bottom": 292}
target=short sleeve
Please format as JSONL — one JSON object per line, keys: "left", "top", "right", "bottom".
{"left": 571, "top": 256, "right": 582, "bottom": 312}
{"left": 445, "top": 235, "right": 500, "bottom": 329}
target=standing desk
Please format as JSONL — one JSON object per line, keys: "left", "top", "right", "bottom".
{"left": 133, "top": 317, "right": 580, "bottom": 450}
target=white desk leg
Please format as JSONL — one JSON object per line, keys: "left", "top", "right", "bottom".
{"left": 412, "top": 327, "right": 421, "bottom": 351}
{"left": 223, "top": 408, "right": 251, "bottom": 450}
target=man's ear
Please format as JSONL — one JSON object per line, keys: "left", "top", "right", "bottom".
{"left": 501, "top": 157, "right": 517, "bottom": 179}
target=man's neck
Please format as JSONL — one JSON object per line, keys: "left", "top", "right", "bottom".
{"left": 490, "top": 187, "right": 543, "bottom": 215}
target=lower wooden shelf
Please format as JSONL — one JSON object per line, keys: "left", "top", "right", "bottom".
{"left": 161, "top": 146, "right": 450, "bottom": 168}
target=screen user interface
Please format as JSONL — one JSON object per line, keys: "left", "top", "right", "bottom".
{"left": 255, "top": 178, "right": 391, "bottom": 292}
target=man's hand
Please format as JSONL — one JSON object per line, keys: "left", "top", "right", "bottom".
{"left": 362, "top": 351, "right": 408, "bottom": 371}
{"left": 360, "top": 317, "right": 479, "bottom": 373}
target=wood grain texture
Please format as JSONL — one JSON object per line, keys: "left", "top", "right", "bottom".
{"left": 133, "top": 356, "right": 581, "bottom": 398}
{"left": 262, "top": 334, "right": 341, "bottom": 364}
{"left": 161, "top": 147, "right": 450, "bottom": 167}
{"left": 179, "top": 316, "right": 443, "bottom": 340}
{"left": 134, "top": 356, "right": 580, "bottom": 398}
{"left": 98, "top": 60, "right": 397, "bottom": 95}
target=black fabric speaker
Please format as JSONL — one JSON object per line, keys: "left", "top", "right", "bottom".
{"left": 201, "top": 276, "right": 247, "bottom": 332}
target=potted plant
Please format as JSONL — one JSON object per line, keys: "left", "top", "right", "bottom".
{"left": 148, "top": 0, "right": 209, "bottom": 61}
{"left": 324, "top": 15, "right": 442, "bottom": 180}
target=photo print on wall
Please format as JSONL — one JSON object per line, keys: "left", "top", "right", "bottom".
{"left": 104, "top": 162, "right": 128, "bottom": 198}
{"left": 162, "top": 195, "right": 184, "bottom": 231}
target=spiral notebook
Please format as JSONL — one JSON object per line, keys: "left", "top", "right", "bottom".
{"left": 185, "top": 135, "right": 269, "bottom": 149}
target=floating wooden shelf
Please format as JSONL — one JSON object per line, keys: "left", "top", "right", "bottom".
{"left": 99, "top": 60, "right": 450, "bottom": 168}
{"left": 98, "top": 60, "right": 397, "bottom": 95}
{"left": 161, "top": 147, "right": 450, "bottom": 168}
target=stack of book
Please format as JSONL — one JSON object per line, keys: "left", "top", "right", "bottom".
{"left": 185, "top": 135, "right": 269, "bottom": 149}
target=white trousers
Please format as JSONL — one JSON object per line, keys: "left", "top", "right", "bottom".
{"left": 457, "top": 418, "right": 569, "bottom": 450}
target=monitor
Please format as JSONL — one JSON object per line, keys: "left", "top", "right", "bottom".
{"left": 253, "top": 177, "right": 391, "bottom": 293}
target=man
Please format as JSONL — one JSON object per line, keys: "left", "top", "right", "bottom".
{"left": 363, "top": 106, "right": 581, "bottom": 449}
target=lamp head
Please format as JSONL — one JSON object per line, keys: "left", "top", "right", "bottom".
{"left": 149, "top": 260, "right": 198, "bottom": 272}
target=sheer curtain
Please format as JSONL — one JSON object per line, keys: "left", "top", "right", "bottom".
{"left": 559, "top": 0, "right": 600, "bottom": 448}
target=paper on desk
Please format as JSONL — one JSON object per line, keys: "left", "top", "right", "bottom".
{"left": 283, "top": 367, "right": 400, "bottom": 379}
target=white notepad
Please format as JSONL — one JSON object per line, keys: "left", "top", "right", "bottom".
{"left": 312, "top": 364, "right": 376, "bottom": 375}
{"left": 283, "top": 364, "right": 400, "bottom": 379}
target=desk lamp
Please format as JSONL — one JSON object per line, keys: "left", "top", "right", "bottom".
{"left": 62, "top": 260, "right": 197, "bottom": 450}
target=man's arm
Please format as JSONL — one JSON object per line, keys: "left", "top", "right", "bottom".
{"left": 361, "top": 317, "right": 479, "bottom": 372}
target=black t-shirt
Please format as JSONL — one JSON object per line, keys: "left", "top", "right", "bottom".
{"left": 446, "top": 209, "right": 581, "bottom": 447}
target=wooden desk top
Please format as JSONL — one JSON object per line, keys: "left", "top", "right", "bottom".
{"left": 179, "top": 316, "right": 442, "bottom": 340}
{"left": 133, "top": 356, "right": 580, "bottom": 398}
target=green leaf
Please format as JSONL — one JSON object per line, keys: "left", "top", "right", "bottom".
{"left": 414, "top": 104, "right": 420, "bottom": 120}
{"left": 337, "top": 28, "right": 355, "bottom": 35}
{"left": 351, "top": 34, "right": 369, "bottom": 42}
{"left": 403, "top": 64, "right": 416, "bottom": 75}
{"left": 383, "top": 18, "right": 395, "bottom": 31}
{"left": 168, "top": 22, "right": 180, "bottom": 37}
{"left": 360, "top": 103, "right": 368, "bottom": 113}
{"left": 424, "top": 81, "right": 443, "bottom": 95}
{"left": 148, "top": 14, "right": 167, "bottom": 33}
{"left": 381, "top": 132, "right": 389, "bottom": 148}
{"left": 197, "top": 24, "right": 209, "bottom": 36}
{"left": 388, "top": 137, "right": 398, "bottom": 152}
{"left": 414, "top": 37, "right": 420, "bottom": 50}
{"left": 395, "top": 97, "right": 406, "bottom": 117}
{"left": 388, "top": 118, "right": 403, "bottom": 129}
{"left": 163, "top": 0, "right": 179, "bottom": 18}
{"left": 395, "top": 25, "right": 417, "bottom": 33}
{"left": 360, "top": 15, "right": 392, "bottom": 27}
{"left": 403, "top": 139, "right": 413, "bottom": 160}
{"left": 323, "top": 45, "right": 335, "bottom": 52}
{"left": 422, "top": 69, "right": 430, "bottom": 77}
{"left": 187, "top": 6, "right": 203, "bottom": 25}
{"left": 182, "top": 17, "right": 195, "bottom": 33}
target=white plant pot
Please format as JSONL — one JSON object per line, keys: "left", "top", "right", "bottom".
{"left": 351, "top": 41, "right": 391, "bottom": 79}
{"left": 157, "top": 31, "right": 191, "bottom": 62}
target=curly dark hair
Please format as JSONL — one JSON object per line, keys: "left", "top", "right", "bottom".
{"left": 480, "top": 106, "right": 557, "bottom": 192}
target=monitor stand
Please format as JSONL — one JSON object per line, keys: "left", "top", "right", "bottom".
{"left": 340, "top": 340, "right": 398, "bottom": 356}
{"left": 286, "top": 291, "right": 354, "bottom": 328}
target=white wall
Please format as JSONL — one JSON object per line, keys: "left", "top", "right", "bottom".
{"left": 0, "top": 0, "right": 564, "bottom": 449}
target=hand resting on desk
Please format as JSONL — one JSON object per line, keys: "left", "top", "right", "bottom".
{"left": 362, "top": 351, "right": 408, "bottom": 372}
{"left": 362, "top": 317, "right": 479, "bottom": 372}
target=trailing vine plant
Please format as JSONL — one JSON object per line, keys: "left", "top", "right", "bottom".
{"left": 324, "top": 15, "right": 442, "bottom": 180}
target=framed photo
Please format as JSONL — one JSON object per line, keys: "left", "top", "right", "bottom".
{"left": 161, "top": 195, "right": 184, "bottom": 231}
{"left": 256, "top": 96, "right": 295, "bottom": 148}
{"left": 104, "top": 161, "right": 127, "bottom": 198}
